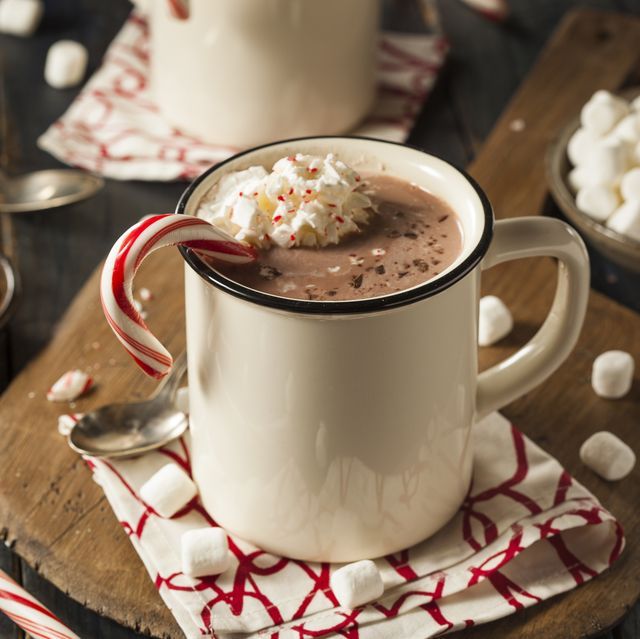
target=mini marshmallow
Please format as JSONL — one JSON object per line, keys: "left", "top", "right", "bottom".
{"left": 567, "top": 127, "right": 600, "bottom": 167}
{"left": 181, "top": 528, "right": 231, "bottom": 577}
{"left": 620, "top": 168, "right": 640, "bottom": 201}
{"left": 140, "top": 463, "right": 198, "bottom": 518}
{"left": 610, "top": 113, "right": 640, "bottom": 145}
{"left": 579, "top": 431, "right": 636, "bottom": 481}
{"left": 581, "top": 92, "right": 629, "bottom": 136}
{"left": 606, "top": 200, "right": 640, "bottom": 242}
{"left": 591, "top": 350, "right": 635, "bottom": 399}
{"left": 0, "top": 0, "right": 43, "bottom": 36}
{"left": 478, "top": 295, "right": 513, "bottom": 346}
{"left": 575, "top": 184, "right": 619, "bottom": 222}
{"left": 583, "top": 139, "right": 628, "bottom": 186}
{"left": 44, "top": 40, "right": 88, "bottom": 89}
{"left": 567, "top": 166, "right": 590, "bottom": 192}
{"left": 47, "top": 370, "right": 94, "bottom": 402}
{"left": 331, "top": 560, "right": 384, "bottom": 609}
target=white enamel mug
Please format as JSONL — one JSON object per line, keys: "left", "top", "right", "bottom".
{"left": 102, "top": 137, "right": 590, "bottom": 563}
{"left": 144, "top": 0, "right": 379, "bottom": 146}
{"left": 170, "top": 138, "right": 590, "bottom": 562}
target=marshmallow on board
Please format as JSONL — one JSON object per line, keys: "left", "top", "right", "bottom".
{"left": 0, "top": 0, "right": 43, "bottom": 36}
{"left": 478, "top": 295, "right": 513, "bottom": 346}
{"left": 181, "top": 528, "right": 231, "bottom": 578}
{"left": 44, "top": 40, "right": 88, "bottom": 89}
{"left": 579, "top": 431, "right": 636, "bottom": 481}
{"left": 331, "top": 560, "right": 384, "bottom": 609}
{"left": 591, "top": 350, "right": 635, "bottom": 399}
{"left": 140, "top": 464, "right": 198, "bottom": 518}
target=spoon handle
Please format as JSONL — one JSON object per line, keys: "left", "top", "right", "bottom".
{"left": 155, "top": 350, "right": 188, "bottom": 402}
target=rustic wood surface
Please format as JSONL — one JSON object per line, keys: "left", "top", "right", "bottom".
{"left": 0, "top": 2, "right": 639, "bottom": 638}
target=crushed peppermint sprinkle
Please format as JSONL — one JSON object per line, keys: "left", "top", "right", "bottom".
{"left": 47, "top": 370, "right": 94, "bottom": 402}
{"left": 197, "top": 153, "right": 373, "bottom": 249}
{"left": 139, "top": 287, "right": 153, "bottom": 301}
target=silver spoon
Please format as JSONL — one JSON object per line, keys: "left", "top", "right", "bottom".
{"left": 68, "top": 352, "right": 188, "bottom": 459}
{"left": 0, "top": 167, "right": 104, "bottom": 214}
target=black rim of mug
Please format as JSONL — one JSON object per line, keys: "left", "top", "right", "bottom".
{"left": 177, "top": 136, "right": 494, "bottom": 315}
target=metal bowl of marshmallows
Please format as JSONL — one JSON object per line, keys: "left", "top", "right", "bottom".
{"left": 546, "top": 89, "right": 640, "bottom": 273}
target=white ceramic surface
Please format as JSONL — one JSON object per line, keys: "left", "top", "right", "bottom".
{"left": 176, "top": 137, "right": 590, "bottom": 562}
{"left": 145, "top": 0, "right": 379, "bottom": 146}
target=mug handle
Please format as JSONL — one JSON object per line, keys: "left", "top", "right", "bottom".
{"left": 476, "top": 217, "right": 590, "bottom": 420}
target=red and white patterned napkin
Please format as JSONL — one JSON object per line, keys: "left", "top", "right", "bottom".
{"left": 37, "top": 13, "right": 447, "bottom": 182}
{"left": 85, "top": 411, "right": 623, "bottom": 638}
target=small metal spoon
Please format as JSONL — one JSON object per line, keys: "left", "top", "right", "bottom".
{"left": 0, "top": 167, "right": 104, "bottom": 214}
{"left": 68, "top": 352, "right": 188, "bottom": 459}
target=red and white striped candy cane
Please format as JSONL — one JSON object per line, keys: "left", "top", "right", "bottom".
{"left": 0, "top": 569, "right": 81, "bottom": 639}
{"left": 167, "top": 0, "right": 189, "bottom": 20}
{"left": 100, "top": 214, "right": 257, "bottom": 379}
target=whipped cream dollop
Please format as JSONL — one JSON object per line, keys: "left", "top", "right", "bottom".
{"left": 198, "top": 153, "right": 372, "bottom": 248}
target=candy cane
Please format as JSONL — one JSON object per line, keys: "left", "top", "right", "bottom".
{"left": 0, "top": 569, "right": 81, "bottom": 639}
{"left": 167, "top": 0, "right": 189, "bottom": 20}
{"left": 100, "top": 214, "right": 257, "bottom": 379}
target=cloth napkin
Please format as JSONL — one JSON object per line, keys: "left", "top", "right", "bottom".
{"left": 37, "top": 13, "right": 447, "bottom": 182}
{"left": 85, "top": 411, "right": 623, "bottom": 638}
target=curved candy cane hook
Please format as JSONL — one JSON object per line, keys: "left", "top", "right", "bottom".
{"left": 100, "top": 214, "right": 256, "bottom": 379}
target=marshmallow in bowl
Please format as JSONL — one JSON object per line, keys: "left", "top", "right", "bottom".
{"left": 582, "top": 139, "right": 628, "bottom": 186}
{"left": 620, "top": 167, "right": 640, "bottom": 201}
{"left": 579, "top": 431, "right": 636, "bottom": 481}
{"left": 580, "top": 91, "right": 629, "bottom": 136}
{"left": 575, "top": 185, "right": 620, "bottom": 222}
{"left": 591, "top": 350, "right": 635, "bottom": 399}
{"left": 607, "top": 200, "right": 640, "bottom": 242}
{"left": 198, "top": 154, "right": 372, "bottom": 249}
{"left": 567, "top": 128, "right": 600, "bottom": 166}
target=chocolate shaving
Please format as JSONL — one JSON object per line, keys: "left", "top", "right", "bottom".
{"left": 404, "top": 232, "right": 418, "bottom": 239}
{"left": 326, "top": 290, "right": 337, "bottom": 297}
{"left": 398, "top": 271, "right": 409, "bottom": 278}
{"left": 375, "top": 264, "right": 386, "bottom": 275}
{"left": 413, "top": 259, "right": 429, "bottom": 273}
{"left": 438, "top": 215, "right": 449, "bottom": 223}
{"left": 387, "top": 230, "right": 401, "bottom": 238}
{"left": 350, "top": 274, "right": 364, "bottom": 289}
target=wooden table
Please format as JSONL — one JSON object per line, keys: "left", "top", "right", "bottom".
{"left": 0, "top": 1, "right": 639, "bottom": 638}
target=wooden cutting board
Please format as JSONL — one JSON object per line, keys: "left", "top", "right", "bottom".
{"left": 1, "top": 9, "right": 639, "bottom": 639}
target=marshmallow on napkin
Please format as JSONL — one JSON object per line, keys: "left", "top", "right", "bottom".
{"left": 181, "top": 528, "right": 231, "bottom": 577}
{"left": 140, "top": 463, "right": 197, "bottom": 518}
{"left": 331, "top": 560, "right": 384, "bottom": 609}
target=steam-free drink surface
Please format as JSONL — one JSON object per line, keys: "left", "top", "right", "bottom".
{"left": 211, "top": 175, "right": 463, "bottom": 301}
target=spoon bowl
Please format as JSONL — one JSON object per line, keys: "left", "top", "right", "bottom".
{"left": 0, "top": 169, "right": 104, "bottom": 214}
{"left": 68, "top": 353, "right": 188, "bottom": 459}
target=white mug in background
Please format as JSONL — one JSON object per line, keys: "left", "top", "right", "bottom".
{"left": 103, "top": 137, "right": 590, "bottom": 563}
{"left": 140, "top": 0, "right": 379, "bottom": 147}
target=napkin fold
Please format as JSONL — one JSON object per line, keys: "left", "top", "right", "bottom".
{"left": 38, "top": 13, "right": 447, "bottom": 182}
{"left": 86, "top": 412, "right": 623, "bottom": 638}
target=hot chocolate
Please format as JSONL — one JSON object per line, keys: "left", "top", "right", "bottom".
{"left": 206, "top": 174, "right": 463, "bottom": 301}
